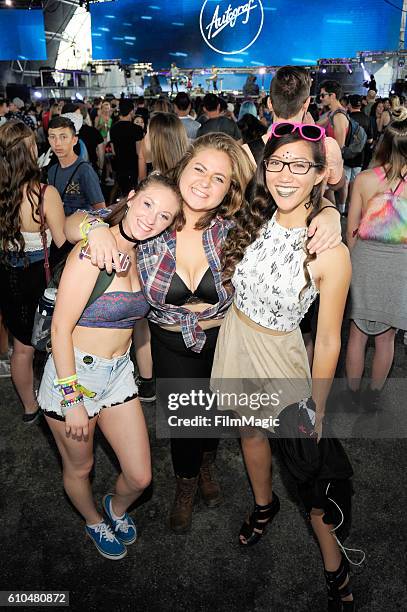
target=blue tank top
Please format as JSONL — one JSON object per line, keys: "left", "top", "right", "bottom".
{"left": 77, "top": 291, "right": 149, "bottom": 329}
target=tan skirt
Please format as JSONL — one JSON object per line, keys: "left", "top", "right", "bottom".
{"left": 211, "top": 304, "right": 311, "bottom": 432}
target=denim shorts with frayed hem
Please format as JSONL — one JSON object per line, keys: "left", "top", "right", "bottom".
{"left": 38, "top": 346, "right": 138, "bottom": 421}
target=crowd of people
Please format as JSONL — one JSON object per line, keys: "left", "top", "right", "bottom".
{"left": 0, "top": 65, "right": 406, "bottom": 610}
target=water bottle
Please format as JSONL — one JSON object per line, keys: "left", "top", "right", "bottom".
{"left": 38, "top": 287, "right": 57, "bottom": 316}
{"left": 32, "top": 287, "right": 57, "bottom": 351}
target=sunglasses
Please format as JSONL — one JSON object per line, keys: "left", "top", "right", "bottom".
{"left": 270, "top": 122, "right": 325, "bottom": 142}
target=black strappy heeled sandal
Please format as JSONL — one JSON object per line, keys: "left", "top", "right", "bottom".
{"left": 324, "top": 554, "right": 355, "bottom": 611}
{"left": 239, "top": 493, "right": 280, "bottom": 547}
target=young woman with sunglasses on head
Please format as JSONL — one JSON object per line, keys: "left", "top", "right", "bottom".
{"left": 64, "top": 133, "right": 342, "bottom": 535}
{"left": 212, "top": 123, "right": 354, "bottom": 609}
{"left": 38, "top": 174, "right": 182, "bottom": 560}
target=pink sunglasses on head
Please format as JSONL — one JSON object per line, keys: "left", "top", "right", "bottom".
{"left": 269, "top": 122, "right": 326, "bottom": 141}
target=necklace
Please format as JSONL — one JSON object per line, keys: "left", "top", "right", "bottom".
{"left": 119, "top": 219, "right": 138, "bottom": 244}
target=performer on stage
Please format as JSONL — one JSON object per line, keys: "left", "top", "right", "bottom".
{"left": 206, "top": 66, "right": 219, "bottom": 92}
{"left": 170, "top": 63, "right": 180, "bottom": 94}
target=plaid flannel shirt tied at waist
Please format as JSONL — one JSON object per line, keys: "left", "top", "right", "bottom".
{"left": 137, "top": 217, "right": 234, "bottom": 353}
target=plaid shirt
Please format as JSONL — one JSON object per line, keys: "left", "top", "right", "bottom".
{"left": 137, "top": 216, "right": 234, "bottom": 353}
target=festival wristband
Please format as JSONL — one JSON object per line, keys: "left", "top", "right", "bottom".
{"left": 79, "top": 216, "right": 109, "bottom": 243}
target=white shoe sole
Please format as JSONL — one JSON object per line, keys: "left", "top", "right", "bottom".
{"left": 85, "top": 531, "right": 127, "bottom": 560}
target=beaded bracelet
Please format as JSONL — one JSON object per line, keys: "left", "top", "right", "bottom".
{"left": 60, "top": 394, "right": 84, "bottom": 417}
{"left": 79, "top": 216, "right": 109, "bottom": 243}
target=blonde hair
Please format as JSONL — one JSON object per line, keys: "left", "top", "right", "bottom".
{"left": 149, "top": 112, "right": 189, "bottom": 174}
{"left": 172, "top": 132, "right": 254, "bottom": 229}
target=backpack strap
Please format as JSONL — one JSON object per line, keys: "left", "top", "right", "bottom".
{"left": 84, "top": 269, "right": 116, "bottom": 310}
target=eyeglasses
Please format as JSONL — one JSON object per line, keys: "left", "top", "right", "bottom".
{"left": 269, "top": 122, "right": 325, "bottom": 142}
{"left": 264, "top": 158, "right": 322, "bottom": 175}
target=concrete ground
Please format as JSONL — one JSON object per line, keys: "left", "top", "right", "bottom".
{"left": 1, "top": 333, "right": 406, "bottom": 612}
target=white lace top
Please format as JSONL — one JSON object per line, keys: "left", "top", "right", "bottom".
{"left": 232, "top": 213, "right": 319, "bottom": 331}
{"left": 8, "top": 229, "right": 51, "bottom": 252}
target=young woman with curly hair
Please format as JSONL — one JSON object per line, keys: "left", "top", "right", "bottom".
{"left": 211, "top": 124, "right": 353, "bottom": 608}
{"left": 0, "top": 120, "right": 65, "bottom": 423}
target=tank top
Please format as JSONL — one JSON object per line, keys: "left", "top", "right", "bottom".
{"left": 232, "top": 213, "right": 318, "bottom": 332}
{"left": 358, "top": 167, "right": 407, "bottom": 244}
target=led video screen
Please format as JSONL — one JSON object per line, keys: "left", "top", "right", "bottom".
{"left": 90, "top": 0, "right": 402, "bottom": 68}
{"left": 0, "top": 9, "right": 47, "bottom": 61}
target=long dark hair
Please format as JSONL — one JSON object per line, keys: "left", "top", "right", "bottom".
{"left": 0, "top": 120, "right": 41, "bottom": 261}
{"left": 222, "top": 132, "right": 326, "bottom": 296}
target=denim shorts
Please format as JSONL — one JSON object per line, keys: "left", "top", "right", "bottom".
{"left": 38, "top": 346, "right": 138, "bottom": 421}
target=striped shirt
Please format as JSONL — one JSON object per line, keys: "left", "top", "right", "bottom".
{"left": 137, "top": 216, "right": 234, "bottom": 352}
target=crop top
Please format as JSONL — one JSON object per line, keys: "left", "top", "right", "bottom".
{"left": 357, "top": 167, "right": 407, "bottom": 244}
{"left": 165, "top": 268, "right": 218, "bottom": 306}
{"left": 232, "top": 213, "right": 318, "bottom": 332}
{"left": 77, "top": 291, "right": 149, "bottom": 329}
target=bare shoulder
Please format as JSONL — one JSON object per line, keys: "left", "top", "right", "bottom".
{"left": 311, "top": 242, "right": 351, "bottom": 281}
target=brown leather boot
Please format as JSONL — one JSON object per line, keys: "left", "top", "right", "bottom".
{"left": 169, "top": 476, "right": 199, "bottom": 533}
{"left": 199, "top": 451, "right": 222, "bottom": 507}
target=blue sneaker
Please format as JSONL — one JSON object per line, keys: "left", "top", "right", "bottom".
{"left": 85, "top": 520, "right": 127, "bottom": 560}
{"left": 102, "top": 494, "right": 137, "bottom": 545}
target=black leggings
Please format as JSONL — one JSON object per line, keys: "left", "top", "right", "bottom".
{"left": 149, "top": 322, "right": 219, "bottom": 478}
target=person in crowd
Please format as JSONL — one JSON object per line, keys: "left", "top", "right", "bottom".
{"left": 242, "top": 74, "right": 259, "bottom": 97}
{"left": 237, "top": 113, "right": 267, "bottom": 165}
{"left": 196, "top": 94, "right": 242, "bottom": 141}
{"left": 237, "top": 100, "right": 258, "bottom": 121}
{"left": 38, "top": 173, "right": 183, "bottom": 560}
{"left": 0, "top": 98, "right": 9, "bottom": 128}
{"left": 89, "top": 97, "right": 102, "bottom": 126}
{"left": 212, "top": 122, "right": 353, "bottom": 608}
{"left": 346, "top": 107, "right": 407, "bottom": 411}
{"left": 138, "top": 112, "right": 189, "bottom": 181}
{"left": 173, "top": 92, "right": 201, "bottom": 140}
{"left": 134, "top": 114, "right": 147, "bottom": 134}
{"left": 318, "top": 80, "right": 351, "bottom": 213}
{"left": 152, "top": 97, "right": 173, "bottom": 114}
{"left": 42, "top": 101, "right": 61, "bottom": 133}
{"left": 95, "top": 100, "right": 113, "bottom": 185}
{"left": 343, "top": 94, "right": 373, "bottom": 199}
{"left": 47, "top": 116, "right": 105, "bottom": 216}
{"left": 7, "top": 97, "right": 36, "bottom": 131}
{"left": 370, "top": 100, "right": 390, "bottom": 152}
{"left": 78, "top": 104, "right": 105, "bottom": 174}
{"left": 109, "top": 99, "right": 144, "bottom": 197}
{"left": 0, "top": 120, "right": 66, "bottom": 422}
{"left": 363, "top": 89, "right": 377, "bottom": 117}
{"left": 135, "top": 96, "right": 149, "bottom": 129}
{"left": 65, "top": 133, "right": 342, "bottom": 535}
{"left": 170, "top": 62, "right": 180, "bottom": 94}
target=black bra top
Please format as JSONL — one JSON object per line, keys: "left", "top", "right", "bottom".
{"left": 165, "top": 268, "right": 218, "bottom": 306}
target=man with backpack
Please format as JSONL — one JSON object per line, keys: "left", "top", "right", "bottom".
{"left": 47, "top": 116, "right": 105, "bottom": 217}
{"left": 319, "top": 80, "right": 367, "bottom": 213}
{"left": 345, "top": 94, "right": 372, "bottom": 182}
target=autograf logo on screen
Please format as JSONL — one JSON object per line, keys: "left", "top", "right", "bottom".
{"left": 200, "top": 0, "right": 264, "bottom": 55}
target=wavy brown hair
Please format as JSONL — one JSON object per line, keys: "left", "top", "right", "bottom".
{"left": 0, "top": 120, "right": 41, "bottom": 262}
{"left": 170, "top": 132, "right": 254, "bottom": 230}
{"left": 222, "top": 132, "right": 326, "bottom": 297}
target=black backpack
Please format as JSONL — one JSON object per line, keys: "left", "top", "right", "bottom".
{"left": 329, "top": 109, "right": 367, "bottom": 161}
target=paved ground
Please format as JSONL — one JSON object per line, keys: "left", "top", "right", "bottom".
{"left": 1, "top": 333, "right": 406, "bottom": 611}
